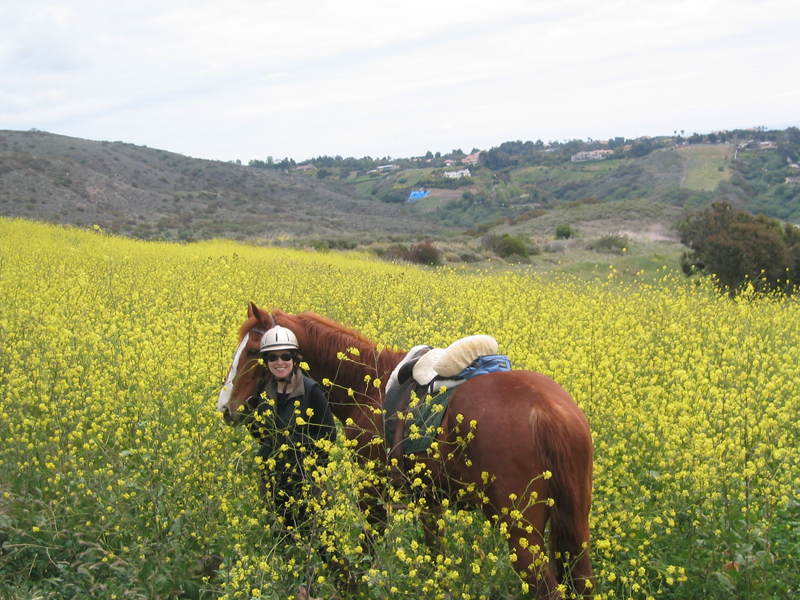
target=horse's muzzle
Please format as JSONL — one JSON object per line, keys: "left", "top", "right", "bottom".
{"left": 220, "top": 406, "right": 235, "bottom": 425}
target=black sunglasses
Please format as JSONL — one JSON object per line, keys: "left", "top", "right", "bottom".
{"left": 266, "top": 352, "right": 294, "bottom": 362}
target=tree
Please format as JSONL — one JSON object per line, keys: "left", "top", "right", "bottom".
{"left": 627, "top": 138, "right": 654, "bottom": 158}
{"left": 679, "top": 201, "right": 798, "bottom": 296}
{"left": 688, "top": 132, "right": 705, "bottom": 145}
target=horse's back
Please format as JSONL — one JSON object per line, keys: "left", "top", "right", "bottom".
{"left": 447, "top": 369, "right": 589, "bottom": 434}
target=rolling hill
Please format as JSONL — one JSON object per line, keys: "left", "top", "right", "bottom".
{"left": 0, "top": 130, "right": 440, "bottom": 243}
{"left": 2, "top": 127, "right": 798, "bottom": 262}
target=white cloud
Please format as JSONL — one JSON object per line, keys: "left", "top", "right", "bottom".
{"left": 1, "top": 0, "right": 798, "bottom": 160}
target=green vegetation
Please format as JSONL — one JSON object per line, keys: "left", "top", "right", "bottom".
{"left": 380, "top": 239, "right": 444, "bottom": 266}
{"left": 4, "top": 219, "right": 800, "bottom": 599}
{"left": 555, "top": 225, "right": 574, "bottom": 239}
{"left": 679, "top": 201, "right": 800, "bottom": 296}
{"left": 482, "top": 233, "right": 530, "bottom": 259}
{"left": 585, "top": 234, "right": 629, "bottom": 254}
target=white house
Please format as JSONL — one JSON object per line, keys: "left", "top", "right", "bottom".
{"left": 443, "top": 168, "right": 471, "bottom": 179}
{"left": 571, "top": 150, "right": 613, "bottom": 162}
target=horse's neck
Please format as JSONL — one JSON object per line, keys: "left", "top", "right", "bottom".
{"left": 285, "top": 317, "right": 405, "bottom": 422}
{"left": 306, "top": 344, "right": 404, "bottom": 407}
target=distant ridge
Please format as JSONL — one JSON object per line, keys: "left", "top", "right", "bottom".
{"left": 2, "top": 126, "right": 798, "bottom": 246}
{"left": 0, "top": 130, "right": 439, "bottom": 242}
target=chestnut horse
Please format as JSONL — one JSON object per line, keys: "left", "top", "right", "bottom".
{"left": 217, "top": 303, "right": 595, "bottom": 599}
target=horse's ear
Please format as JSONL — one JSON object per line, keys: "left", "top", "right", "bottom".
{"left": 248, "top": 302, "right": 259, "bottom": 319}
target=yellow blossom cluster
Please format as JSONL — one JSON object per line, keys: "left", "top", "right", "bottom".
{"left": 1, "top": 218, "right": 799, "bottom": 599}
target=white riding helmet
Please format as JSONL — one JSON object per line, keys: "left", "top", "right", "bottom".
{"left": 260, "top": 326, "right": 299, "bottom": 353}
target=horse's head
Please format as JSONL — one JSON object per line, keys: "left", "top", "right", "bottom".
{"left": 217, "top": 302, "right": 274, "bottom": 426}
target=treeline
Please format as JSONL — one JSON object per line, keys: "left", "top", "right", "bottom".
{"left": 250, "top": 155, "right": 408, "bottom": 174}
{"left": 248, "top": 157, "right": 297, "bottom": 170}
{"left": 478, "top": 128, "right": 799, "bottom": 172}
{"left": 247, "top": 127, "right": 798, "bottom": 175}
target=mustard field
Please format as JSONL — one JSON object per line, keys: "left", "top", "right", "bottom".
{"left": 1, "top": 218, "right": 799, "bottom": 600}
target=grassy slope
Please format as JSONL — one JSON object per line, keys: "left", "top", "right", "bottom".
{"left": 676, "top": 143, "right": 734, "bottom": 190}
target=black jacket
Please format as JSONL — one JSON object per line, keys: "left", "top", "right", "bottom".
{"left": 250, "top": 372, "right": 337, "bottom": 469}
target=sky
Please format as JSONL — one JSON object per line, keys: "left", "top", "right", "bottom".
{"left": 1, "top": 0, "right": 798, "bottom": 163}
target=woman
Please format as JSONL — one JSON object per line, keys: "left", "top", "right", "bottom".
{"left": 249, "top": 326, "right": 337, "bottom": 529}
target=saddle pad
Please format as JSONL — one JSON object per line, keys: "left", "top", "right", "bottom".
{"left": 402, "top": 386, "right": 458, "bottom": 455}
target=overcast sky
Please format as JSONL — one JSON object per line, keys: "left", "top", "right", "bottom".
{"left": 1, "top": 0, "right": 798, "bottom": 162}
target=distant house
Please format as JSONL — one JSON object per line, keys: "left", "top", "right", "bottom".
{"left": 462, "top": 151, "right": 481, "bottom": 166}
{"left": 740, "top": 140, "right": 777, "bottom": 151}
{"left": 443, "top": 168, "right": 470, "bottom": 179}
{"left": 571, "top": 150, "right": 613, "bottom": 162}
{"left": 786, "top": 176, "right": 800, "bottom": 185}
{"left": 367, "top": 164, "right": 399, "bottom": 175}
{"left": 295, "top": 164, "right": 315, "bottom": 171}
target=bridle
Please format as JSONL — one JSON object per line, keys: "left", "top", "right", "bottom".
{"left": 219, "top": 314, "right": 276, "bottom": 422}
{"left": 241, "top": 326, "right": 267, "bottom": 413}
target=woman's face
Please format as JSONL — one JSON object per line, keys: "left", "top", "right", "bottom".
{"left": 266, "top": 351, "right": 294, "bottom": 380}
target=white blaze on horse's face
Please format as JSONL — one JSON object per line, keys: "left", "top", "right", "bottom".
{"left": 217, "top": 336, "right": 249, "bottom": 413}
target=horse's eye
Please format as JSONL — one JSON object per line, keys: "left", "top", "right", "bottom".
{"left": 247, "top": 348, "right": 261, "bottom": 357}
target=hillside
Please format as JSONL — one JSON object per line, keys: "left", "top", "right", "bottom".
{"left": 0, "top": 130, "right": 440, "bottom": 242}
{"left": 2, "top": 127, "right": 798, "bottom": 260}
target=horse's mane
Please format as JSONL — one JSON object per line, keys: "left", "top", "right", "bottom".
{"left": 275, "top": 309, "right": 405, "bottom": 378}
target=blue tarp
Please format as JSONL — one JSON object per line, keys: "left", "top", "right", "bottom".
{"left": 408, "top": 190, "right": 430, "bottom": 202}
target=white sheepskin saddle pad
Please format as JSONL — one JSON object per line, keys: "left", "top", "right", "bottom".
{"left": 432, "top": 335, "right": 499, "bottom": 378}
{"left": 385, "top": 335, "right": 500, "bottom": 397}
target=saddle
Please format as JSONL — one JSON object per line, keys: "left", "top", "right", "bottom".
{"left": 383, "top": 364, "right": 458, "bottom": 487}
{"left": 383, "top": 336, "right": 510, "bottom": 487}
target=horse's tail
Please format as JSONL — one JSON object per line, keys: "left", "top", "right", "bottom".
{"left": 529, "top": 399, "right": 594, "bottom": 594}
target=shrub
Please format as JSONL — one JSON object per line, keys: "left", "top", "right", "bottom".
{"left": 496, "top": 235, "right": 529, "bottom": 259}
{"left": 417, "top": 175, "right": 473, "bottom": 189}
{"left": 379, "top": 188, "right": 411, "bottom": 204}
{"left": 586, "top": 234, "right": 629, "bottom": 254}
{"left": 555, "top": 224, "right": 574, "bottom": 239}
{"left": 383, "top": 243, "right": 410, "bottom": 262}
{"left": 383, "top": 241, "right": 443, "bottom": 266}
{"left": 482, "top": 234, "right": 529, "bottom": 259}
{"left": 408, "top": 240, "right": 443, "bottom": 266}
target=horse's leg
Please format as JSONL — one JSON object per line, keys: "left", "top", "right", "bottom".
{"left": 420, "top": 499, "right": 446, "bottom": 556}
{"left": 569, "top": 551, "right": 595, "bottom": 599}
{"left": 503, "top": 507, "right": 560, "bottom": 600}
{"left": 480, "top": 476, "right": 559, "bottom": 600}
